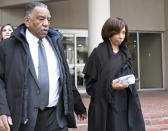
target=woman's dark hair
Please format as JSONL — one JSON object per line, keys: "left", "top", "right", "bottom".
{"left": 101, "top": 17, "right": 129, "bottom": 42}
{"left": 0, "top": 24, "right": 14, "bottom": 40}
{"left": 0, "top": 24, "right": 14, "bottom": 33}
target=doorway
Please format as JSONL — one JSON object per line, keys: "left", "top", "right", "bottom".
{"left": 139, "top": 33, "right": 163, "bottom": 89}
{"left": 59, "top": 29, "right": 88, "bottom": 92}
{"left": 128, "top": 32, "right": 163, "bottom": 90}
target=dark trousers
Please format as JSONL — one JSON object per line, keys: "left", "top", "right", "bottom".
{"left": 35, "top": 107, "right": 68, "bottom": 131}
{"left": 19, "top": 107, "right": 68, "bottom": 131}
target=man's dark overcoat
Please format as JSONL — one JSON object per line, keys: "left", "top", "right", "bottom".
{"left": 0, "top": 24, "right": 86, "bottom": 131}
{"left": 83, "top": 41, "right": 145, "bottom": 131}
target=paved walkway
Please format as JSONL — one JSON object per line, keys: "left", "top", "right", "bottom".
{"left": 69, "top": 90, "right": 168, "bottom": 131}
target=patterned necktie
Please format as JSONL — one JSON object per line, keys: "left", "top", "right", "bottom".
{"left": 38, "top": 39, "right": 49, "bottom": 110}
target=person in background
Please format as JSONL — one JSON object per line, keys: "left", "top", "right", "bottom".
{"left": 83, "top": 17, "right": 145, "bottom": 131}
{"left": 0, "top": 24, "right": 14, "bottom": 40}
{"left": 0, "top": 2, "right": 86, "bottom": 131}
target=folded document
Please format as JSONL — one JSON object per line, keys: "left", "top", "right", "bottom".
{"left": 112, "top": 74, "right": 135, "bottom": 85}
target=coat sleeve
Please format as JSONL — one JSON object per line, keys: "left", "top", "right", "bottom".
{"left": 83, "top": 48, "right": 99, "bottom": 97}
{"left": 71, "top": 76, "right": 86, "bottom": 115}
{"left": 0, "top": 43, "right": 11, "bottom": 116}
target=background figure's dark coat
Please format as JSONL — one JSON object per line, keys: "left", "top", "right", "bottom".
{"left": 83, "top": 41, "right": 145, "bottom": 131}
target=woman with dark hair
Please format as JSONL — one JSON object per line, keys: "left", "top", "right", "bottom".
{"left": 83, "top": 17, "right": 145, "bottom": 131}
{"left": 0, "top": 24, "right": 14, "bottom": 40}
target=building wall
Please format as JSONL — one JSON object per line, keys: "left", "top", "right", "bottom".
{"left": 111, "top": 0, "right": 165, "bottom": 31}
{"left": 0, "top": 7, "right": 24, "bottom": 27}
{"left": 48, "top": 0, "right": 88, "bottom": 29}
{"left": 0, "top": 0, "right": 165, "bottom": 31}
{"left": 48, "top": 0, "right": 165, "bottom": 31}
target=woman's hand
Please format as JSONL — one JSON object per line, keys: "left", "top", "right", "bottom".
{"left": 112, "top": 78, "right": 128, "bottom": 90}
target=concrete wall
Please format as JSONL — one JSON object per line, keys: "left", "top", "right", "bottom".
{"left": 0, "top": 0, "right": 50, "bottom": 7}
{"left": 48, "top": 0, "right": 88, "bottom": 29}
{"left": 0, "top": 8, "right": 24, "bottom": 27}
{"left": 0, "top": 0, "right": 88, "bottom": 28}
{"left": 49, "top": 0, "right": 165, "bottom": 31}
{"left": 0, "top": 0, "right": 165, "bottom": 31}
{"left": 111, "top": 0, "right": 165, "bottom": 31}
{"left": 165, "top": 0, "right": 168, "bottom": 30}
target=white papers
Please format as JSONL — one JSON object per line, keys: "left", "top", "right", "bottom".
{"left": 112, "top": 74, "right": 135, "bottom": 85}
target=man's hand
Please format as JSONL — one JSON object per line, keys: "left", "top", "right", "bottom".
{"left": 112, "top": 78, "right": 128, "bottom": 90}
{"left": 77, "top": 112, "right": 87, "bottom": 121}
{"left": 0, "top": 115, "right": 13, "bottom": 131}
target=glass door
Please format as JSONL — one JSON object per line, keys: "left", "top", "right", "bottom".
{"left": 127, "top": 32, "right": 163, "bottom": 90}
{"left": 61, "top": 30, "right": 88, "bottom": 92}
{"left": 76, "top": 36, "right": 88, "bottom": 90}
{"left": 62, "top": 34, "right": 75, "bottom": 85}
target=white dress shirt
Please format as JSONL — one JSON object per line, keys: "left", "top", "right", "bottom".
{"left": 26, "top": 29, "right": 60, "bottom": 107}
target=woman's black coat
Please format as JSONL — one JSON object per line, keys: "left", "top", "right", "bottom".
{"left": 83, "top": 41, "right": 145, "bottom": 131}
